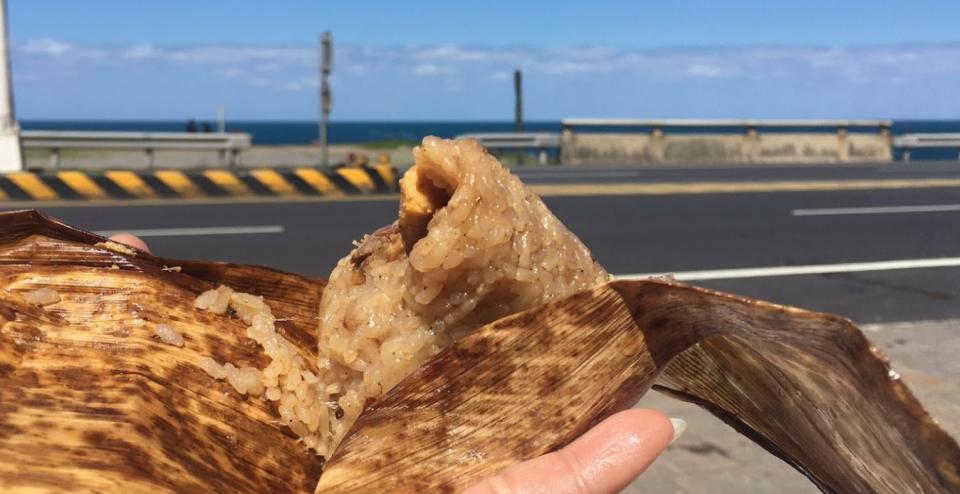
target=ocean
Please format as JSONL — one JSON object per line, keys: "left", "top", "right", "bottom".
{"left": 21, "top": 120, "right": 562, "bottom": 145}
{"left": 20, "top": 120, "right": 960, "bottom": 160}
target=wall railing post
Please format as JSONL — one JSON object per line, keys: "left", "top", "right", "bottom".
{"left": 745, "top": 126, "right": 759, "bottom": 162}
{"left": 560, "top": 125, "right": 574, "bottom": 165}
{"left": 651, "top": 126, "right": 665, "bottom": 163}
{"left": 836, "top": 126, "right": 849, "bottom": 162}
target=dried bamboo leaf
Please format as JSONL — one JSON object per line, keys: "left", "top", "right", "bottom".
{"left": 318, "top": 282, "right": 960, "bottom": 493}
{"left": 0, "top": 210, "right": 324, "bottom": 493}
{"left": 1, "top": 209, "right": 958, "bottom": 494}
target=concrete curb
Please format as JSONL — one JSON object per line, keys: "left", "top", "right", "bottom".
{"left": 0, "top": 165, "right": 399, "bottom": 201}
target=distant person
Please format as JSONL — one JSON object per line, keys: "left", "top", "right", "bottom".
{"left": 185, "top": 119, "right": 197, "bottom": 133}
{"left": 356, "top": 154, "right": 370, "bottom": 168}
{"left": 377, "top": 153, "right": 391, "bottom": 166}
{"left": 202, "top": 122, "right": 212, "bottom": 133}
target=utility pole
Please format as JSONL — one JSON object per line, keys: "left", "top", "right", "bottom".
{"left": 513, "top": 69, "right": 524, "bottom": 164}
{"left": 0, "top": 0, "right": 22, "bottom": 172}
{"left": 513, "top": 70, "right": 523, "bottom": 132}
{"left": 319, "top": 32, "right": 332, "bottom": 167}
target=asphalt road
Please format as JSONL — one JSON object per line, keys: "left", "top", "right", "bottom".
{"left": 511, "top": 160, "right": 960, "bottom": 183}
{"left": 4, "top": 162, "right": 959, "bottom": 324}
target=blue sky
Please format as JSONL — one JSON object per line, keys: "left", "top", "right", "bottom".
{"left": 9, "top": 1, "right": 960, "bottom": 120}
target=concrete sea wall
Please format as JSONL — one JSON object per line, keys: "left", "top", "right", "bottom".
{"left": 560, "top": 122, "right": 893, "bottom": 165}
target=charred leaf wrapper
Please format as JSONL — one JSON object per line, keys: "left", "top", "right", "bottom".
{"left": 0, "top": 209, "right": 957, "bottom": 494}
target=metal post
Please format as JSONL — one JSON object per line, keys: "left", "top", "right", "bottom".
{"left": 514, "top": 69, "right": 523, "bottom": 165}
{"left": 0, "top": 0, "right": 22, "bottom": 172}
{"left": 217, "top": 105, "right": 226, "bottom": 133}
{"left": 319, "top": 32, "right": 332, "bottom": 167}
{"left": 513, "top": 70, "right": 523, "bottom": 132}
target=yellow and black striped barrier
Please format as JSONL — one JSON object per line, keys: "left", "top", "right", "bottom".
{"left": 0, "top": 165, "right": 399, "bottom": 201}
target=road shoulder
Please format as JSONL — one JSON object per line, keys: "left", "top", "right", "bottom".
{"left": 627, "top": 318, "right": 959, "bottom": 493}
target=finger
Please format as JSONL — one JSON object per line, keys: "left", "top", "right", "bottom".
{"left": 463, "top": 409, "right": 679, "bottom": 494}
{"left": 108, "top": 233, "right": 151, "bottom": 254}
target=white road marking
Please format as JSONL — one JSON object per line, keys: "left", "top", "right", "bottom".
{"left": 94, "top": 225, "right": 285, "bottom": 238}
{"left": 792, "top": 204, "right": 960, "bottom": 216}
{"left": 616, "top": 257, "right": 960, "bottom": 281}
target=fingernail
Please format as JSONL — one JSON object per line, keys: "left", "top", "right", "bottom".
{"left": 669, "top": 417, "right": 687, "bottom": 443}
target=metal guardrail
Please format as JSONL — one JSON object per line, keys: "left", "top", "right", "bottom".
{"left": 20, "top": 130, "right": 252, "bottom": 169}
{"left": 894, "top": 133, "right": 960, "bottom": 161}
{"left": 456, "top": 132, "right": 561, "bottom": 164}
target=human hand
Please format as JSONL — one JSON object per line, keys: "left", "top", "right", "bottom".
{"left": 108, "top": 233, "right": 150, "bottom": 253}
{"left": 463, "top": 409, "right": 684, "bottom": 494}
{"left": 106, "top": 235, "right": 685, "bottom": 494}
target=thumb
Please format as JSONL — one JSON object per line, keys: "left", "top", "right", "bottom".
{"left": 463, "top": 409, "right": 682, "bottom": 494}
{"left": 107, "top": 233, "right": 151, "bottom": 254}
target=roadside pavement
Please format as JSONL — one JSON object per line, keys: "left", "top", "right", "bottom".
{"left": 628, "top": 318, "right": 959, "bottom": 493}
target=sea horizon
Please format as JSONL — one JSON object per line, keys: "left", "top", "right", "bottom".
{"left": 20, "top": 118, "right": 960, "bottom": 124}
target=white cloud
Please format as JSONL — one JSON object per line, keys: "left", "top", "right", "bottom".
{"left": 281, "top": 77, "right": 319, "bottom": 91}
{"left": 536, "top": 60, "right": 611, "bottom": 75}
{"left": 13, "top": 39, "right": 960, "bottom": 93}
{"left": 21, "top": 38, "right": 73, "bottom": 56}
{"left": 802, "top": 47, "right": 846, "bottom": 69}
{"left": 413, "top": 44, "right": 523, "bottom": 63}
{"left": 218, "top": 67, "right": 244, "bottom": 78}
{"left": 162, "top": 45, "right": 311, "bottom": 64}
{"left": 16, "top": 39, "right": 960, "bottom": 85}
{"left": 13, "top": 38, "right": 960, "bottom": 120}
{"left": 121, "top": 44, "right": 159, "bottom": 60}
{"left": 560, "top": 46, "right": 619, "bottom": 60}
{"left": 686, "top": 63, "right": 739, "bottom": 78}
{"left": 413, "top": 63, "right": 454, "bottom": 76}
{"left": 345, "top": 64, "right": 369, "bottom": 75}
